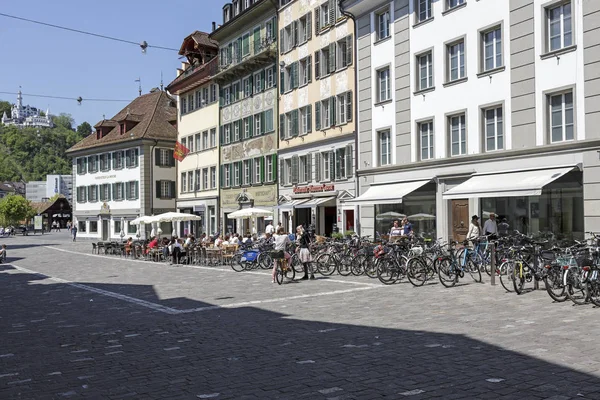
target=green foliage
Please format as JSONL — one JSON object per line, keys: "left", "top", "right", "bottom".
{"left": 0, "top": 123, "right": 82, "bottom": 181}
{"left": 0, "top": 194, "right": 36, "bottom": 225}
{"left": 331, "top": 232, "right": 344, "bottom": 240}
{"left": 52, "top": 113, "right": 75, "bottom": 130}
{"left": 344, "top": 231, "right": 356, "bottom": 237}
{"left": 48, "top": 193, "right": 62, "bottom": 202}
{"left": 76, "top": 121, "right": 92, "bottom": 137}
{"left": 0, "top": 101, "right": 11, "bottom": 118}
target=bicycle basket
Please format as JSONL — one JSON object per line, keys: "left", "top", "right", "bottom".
{"left": 540, "top": 250, "right": 556, "bottom": 262}
{"left": 410, "top": 246, "right": 423, "bottom": 256}
{"left": 241, "top": 250, "right": 259, "bottom": 262}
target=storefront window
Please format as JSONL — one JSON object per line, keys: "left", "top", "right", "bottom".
{"left": 114, "top": 220, "right": 122, "bottom": 234}
{"left": 375, "top": 183, "right": 437, "bottom": 240}
{"left": 127, "top": 222, "right": 137, "bottom": 235}
{"left": 81, "top": 221, "right": 89, "bottom": 232}
{"left": 480, "top": 170, "right": 583, "bottom": 240}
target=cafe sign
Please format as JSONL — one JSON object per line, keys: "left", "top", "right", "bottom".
{"left": 293, "top": 184, "right": 335, "bottom": 194}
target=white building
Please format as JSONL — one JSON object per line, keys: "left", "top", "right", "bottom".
{"left": 1, "top": 90, "right": 54, "bottom": 128}
{"left": 26, "top": 174, "right": 73, "bottom": 203}
{"left": 66, "top": 89, "right": 178, "bottom": 241}
{"left": 343, "top": 0, "right": 600, "bottom": 241}
{"left": 167, "top": 31, "right": 221, "bottom": 237}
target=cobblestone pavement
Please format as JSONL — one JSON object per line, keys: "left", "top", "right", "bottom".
{"left": 1, "top": 232, "right": 600, "bottom": 399}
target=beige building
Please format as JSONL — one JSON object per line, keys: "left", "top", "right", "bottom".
{"left": 167, "top": 32, "right": 220, "bottom": 237}
{"left": 277, "top": 0, "right": 356, "bottom": 236}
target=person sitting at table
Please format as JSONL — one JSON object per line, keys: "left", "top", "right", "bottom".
{"left": 214, "top": 234, "right": 224, "bottom": 247}
{"left": 146, "top": 236, "right": 158, "bottom": 254}
{"left": 171, "top": 238, "right": 184, "bottom": 264}
{"left": 230, "top": 233, "right": 240, "bottom": 245}
{"left": 124, "top": 237, "right": 133, "bottom": 256}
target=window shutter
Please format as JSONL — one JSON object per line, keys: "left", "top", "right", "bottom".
{"left": 329, "top": 0, "right": 335, "bottom": 25}
{"left": 293, "top": 20, "right": 298, "bottom": 47}
{"left": 156, "top": 181, "right": 161, "bottom": 198}
{"left": 219, "top": 88, "right": 224, "bottom": 106}
{"left": 314, "top": 7, "right": 320, "bottom": 34}
{"left": 280, "top": 68, "right": 285, "bottom": 94}
{"left": 249, "top": 115, "right": 254, "bottom": 137}
{"left": 220, "top": 126, "right": 224, "bottom": 145}
{"left": 346, "top": 34, "right": 353, "bottom": 66}
{"left": 170, "top": 149, "right": 175, "bottom": 166}
{"left": 82, "top": 157, "right": 87, "bottom": 173}
{"left": 307, "top": 105, "right": 312, "bottom": 133}
{"left": 280, "top": 28, "right": 285, "bottom": 53}
{"left": 155, "top": 148, "right": 160, "bottom": 166}
{"left": 271, "top": 154, "right": 277, "bottom": 182}
{"left": 220, "top": 165, "right": 224, "bottom": 187}
{"left": 87, "top": 186, "right": 91, "bottom": 201}
{"left": 125, "top": 182, "right": 131, "bottom": 200}
{"left": 315, "top": 153, "right": 321, "bottom": 182}
{"left": 307, "top": 55, "right": 312, "bottom": 83}
{"left": 261, "top": 70, "right": 266, "bottom": 91}
{"left": 307, "top": 13, "right": 312, "bottom": 40}
{"left": 107, "top": 184, "right": 111, "bottom": 201}
{"left": 260, "top": 112, "right": 265, "bottom": 135}
{"left": 307, "top": 153, "right": 312, "bottom": 183}
{"left": 347, "top": 91, "right": 353, "bottom": 122}
{"left": 293, "top": 62, "right": 299, "bottom": 89}
{"left": 291, "top": 155, "right": 299, "bottom": 185}
{"left": 330, "top": 96, "right": 336, "bottom": 127}
{"left": 315, "top": 102, "right": 321, "bottom": 131}
{"left": 260, "top": 157, "right": 265, "bottom": 183}
{"left": 112, "top": 183, "right": 117, "bottom": 200}
{"left": 346, "top": 144, "right": 353, "bottom": 178}
{"left": 329, "top": 43, "right": 336, "bottom": 73}
{"left": 279, "top": 157, "right": 285, "bottom": 184}
{"left": 280, "top": 114, "right": 286, "bottom": 140}
{"left": 314, "top": 51, "right": 320, "bottom": 79}
{"left": 170, "top": 181, "right": 176, "bottom": 199}
{"left": 330, "top": 150, "right": 335, "bottom": 181}
{"left": 106, "top": 153, "right": 112, "bottom": 170}
{"left": 292, "top": 109, "right": 299, "bottom": 137}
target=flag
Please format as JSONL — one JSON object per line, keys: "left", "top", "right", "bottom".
{"left": 174, "top": 141, "right": 190, "bottom": 162}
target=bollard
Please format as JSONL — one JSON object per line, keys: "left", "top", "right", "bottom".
{"left": 490, "top": 242, "right": 496, "bottom": 286}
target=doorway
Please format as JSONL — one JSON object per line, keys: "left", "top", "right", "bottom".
{"left": 324, "top": 206, "right": 336, "bottom": 236}
{"left": 102, "top": 219, "right": 109, "bottom": 241}
{"left": 451, "top": 199, "right": 469, "bottom": 242}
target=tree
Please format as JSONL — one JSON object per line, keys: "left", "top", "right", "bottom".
{"left": 76, "top": 121, "right": 92, "bottom": 137}
{"left": 52, "top": 113, "right": 75, "bottom": 130}
{"left": 0, "top": 194, "right": 36, "bottom": 225}
{"left": 0, "top": 101, "right": 11, "bottom": 118}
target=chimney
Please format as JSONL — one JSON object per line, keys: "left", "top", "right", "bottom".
{"left": 212, "top": 21, "right": 216, "bottom": 32}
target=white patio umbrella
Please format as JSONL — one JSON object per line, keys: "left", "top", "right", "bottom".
{"left": 376, "top": 211, "right": 406, "bottom": 221}
{"left": 227, "top": 208, "right": 273, "bottom": 219}
{"left": 148, "top": 211, "right": 202, "bottom": 223}
{"left": 407, "top": 213, "right": 436, "bottom": 221}
{"left": 131, "top": 215, "right": 155, "bottom": 225}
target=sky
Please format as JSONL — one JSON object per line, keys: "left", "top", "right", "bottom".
{"left": 0, "top": 0, "right": 224, "bottom": 127}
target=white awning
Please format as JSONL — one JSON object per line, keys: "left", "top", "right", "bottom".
{"left": 346, "top": 179, "right": 432, "bottom": 205}
{"left": 278, "top": 199, "right": 309, "bottom": 209}
{"left": 295, "top": 196, "right": 337, "bottom": 208}
{"left": 443, "top": 167, "right": 574, "bottom": 200}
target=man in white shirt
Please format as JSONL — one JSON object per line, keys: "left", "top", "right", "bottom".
{"left": 483, "top": 213, "right": 498, "bottom": 236}
{"left": 265, "top": 221, "right": 274, "bottom": 235}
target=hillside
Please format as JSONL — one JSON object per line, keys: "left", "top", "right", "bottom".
{"left": 0, "top": 114, "right": 88, "bottom": 182}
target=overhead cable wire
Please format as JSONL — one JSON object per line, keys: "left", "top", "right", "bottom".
{"left": 0, "top": 12, "right": 179, "bottom": 52}
{"left": 0, "top": 91, "right": 131, "bottom": 103}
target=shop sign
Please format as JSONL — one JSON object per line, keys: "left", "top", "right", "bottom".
{"left": 95, "top": 175, "right": 117, "bottom": 180}
{"left": 293, "top": 184, "right": 335, "bottom": 194}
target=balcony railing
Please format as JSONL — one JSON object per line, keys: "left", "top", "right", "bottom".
{"left": 218, "top": 36, "right": 276, "bottom": 73}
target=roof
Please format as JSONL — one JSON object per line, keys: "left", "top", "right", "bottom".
{"left": 178, "top": 31, "right": 218, "bottom": 55}
{"left": 67, "top": 90, "right": 177, "bottom": 154}
{"left": 0, "top": 183, "right": 17, "bottom": 193}
{"left": 30, "top": 195, "right": 71, "bottom": 215}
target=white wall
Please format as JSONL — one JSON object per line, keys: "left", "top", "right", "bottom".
{"left": 408, "top": 0, "right": 512, "bottom": 160}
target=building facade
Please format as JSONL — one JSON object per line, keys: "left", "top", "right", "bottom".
{"left": 276, "top": 0, "right": 357, "bottom": 236}
{"left": 1, "top": 90, "right": 54, "bottom": 128}
{"left": 26, "top": 174, "right": 73, "bottom": 203}
{"left": 167, "top": 31, "right": 221, "bottom": 237}
{"left": 210, "top": 0, "right": 279, "bottom": 235}
{"left": 343, "top": 0, "right": 600, "bottom": 241}
{"left": 67, "top": 90, "right": 178, "bottom": 241}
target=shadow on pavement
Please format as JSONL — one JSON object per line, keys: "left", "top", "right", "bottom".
{"left": 0, "top": 267, "right": 599, "bottom": 400}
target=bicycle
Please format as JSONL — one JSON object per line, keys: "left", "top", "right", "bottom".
{"left": 272, "top": 251, "right": 295, "bottom": 285}
{"left": 437, "top": 241, "right": 481, "bottom": 288}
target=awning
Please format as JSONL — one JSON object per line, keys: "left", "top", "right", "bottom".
{"left": 278, "top": 199, "right": 309, "bottom": 209}
{"left": 295, "top": 196, "right": 337, "bottom": 208}
{"left": 347, "top": 179, "right": 432, "bottom": 205}
{"left": 443, "top": 166, "right": 574, "bottom": 200}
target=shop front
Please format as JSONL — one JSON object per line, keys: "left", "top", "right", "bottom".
{"left": 177, "top": 197, "right": 218, "bottom": 238}
{"left": 220, "top": 185, "right": 277, "bottom": 236}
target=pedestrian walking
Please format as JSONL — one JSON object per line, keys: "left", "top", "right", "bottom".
{"left": 71, "top": 225, "right": 78, "bottom": 242}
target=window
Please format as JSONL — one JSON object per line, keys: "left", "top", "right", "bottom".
{"left": 243, "top": 160, "right": 251, "bottom": 185}
{"left": 113, "top": 151, "right": 124, "bottom": 169}
{"left": 188, "top": 94, "right": 195, "bottom": 112}
{"left": 188, "top": 171, "right": 194, "bottom": 192}
{"left": 320, "top": 2, "right": 330, "bottom": 29}
{"left": 419, "top": 121, "right": 434, "bottom": 160}
{"left": 255, "top": 113, "right": 262, "bottom": 135}
{"left": 211, "top": 167, "right": 216, "bottom": 188}
{"left": 232, "top": 81, "right": 241, "bottom": 102}
{"left": 322, "top": 99, "right": 331, "bottom": 128}
{"left": 254, "top": 71, "right": 262, "bottom": 93}
{"left": 335, "top": 147, "right": 347, "bottom": 180}
{"left": 298, "top": 13, "right": 311, "bottom": 44}
{"left": 100, "top": 153, "right": 111, "bottom": 171}
{"left": 114, "top": 220, "right": 122, "bottom": 235}
{"left": 210, "top": 128, "right": 216, "bottom": 147}
{"left": 242, "top": 33, "right": 250, "bottom": 56}
{"left": 281, "top": 62, "right": 298, "bottom": 93}
{"left": 113, "top": 182, "right": 124, "bottom": 201}
{"left": 224, "top": 124, "right": 231, "bottom": 144}
{"left": 547, "top": 2, "right": 572, "bottom": 52}
{"left": 77, "top": 157, "right": 86, "bottom": 174}
{"left": 100, "top": 184, "right": 111, "bottom": 201}
{"left": 299, "top": 56, "right": 312, "bottom": 86}
{"left": 417, "top": 0, "right": 432, "bottom": 23}
{"left": 316, "top": 46, "right": 331, "bottom": 77}
{"left": 223, "top": 86, "right": 231, "bottom": 105}
{"left": 224, "top": 164, "right": 231, "bottom": 187}
{"left": 299, "top": 155, "right": 309, "bottom": 183}
{"left": 79, "top": 221, "right": 87, "bottom": 232}
{"left": 243, "top": 76, "right": 253, "bottom": 97}
{"left": 233, "top": 162, "right": 241, "bottom": 186}
{"left": 234, "top": 120, "right": 241, "bottom": 141}
{"left": 127, "top": 221, "right": 137, "bottom": 235}
{"left": 200, "top": 131, "right": 207, "bottom": 150}
{"left": 481, "top": 27, "right": 502, "bottom": 72}
{"left": 377, "top": 67, "right": 391, "bottom": 102}
{"left": 187, "top": 136, "right": 194, "bottom": 153}
{"left": 88, "top": 221, "right": 96, "bottom": 233}
{"left": 159, "top": 149, "right": 170, "bottom": 167}
{"left": 549, "top": 91, "right": 574, "bottom": 143}
{"left": 203, "top": 168, "right": 209, "bottom": 190}
{"left": 195, "top": 90, "right": 202, "bottom": 109}
{"left": 181, "top": 172, "right": 187, "bottom": 192}
{"left": 284, "top": 159, "right": 292, "bottom": 185}
{"left": 447, "top": 40, "right": 466, "bottom": 82}
{"left": 266, "top": 156, "right": 274, "bottom": 182}
{"left": 336, "top": 35, "right": 353, "bottom": 69}
{"left": 322, "top": 151, "right": 331, "bottom": 181}
{"left": 379, "top": 130, "right": 391, "bottom": 166}
{"left": 77, "top": 186, "right": 87, "bottom": 203}
{"left": 376, "top": 8, "right": 391, "bottom": 40}
{"left": 211, "top": 84, "right": 217, "bottom": 103}
{"left": 88, "top": 185, "right": 98, "bottom": 202}
{"left": 484, "top": 106, "right": 504, "bottom": 151}
{"left": 88, "top": 155, "right": 98, "bottom": 173}
{"left": 181, "top": 98, "right": 188, "bottom": 115}
{"left": 244, "top": 117, "right": 253, "bottom": 139}
{"left": 337, "top": 94, "right": 346, "bottom": 124}
{"left": 300, "top": 105, "right": 312, "bottom": 134}
{"left": 281, "top": 23, "right": 296, "bottom": 53}
{"left": 126, "top": 149, "right": 139, "bottom": 168}
{"left": 264, "top": 109, "right": 274, "bottom": 132}
{"left": 126, "top": 181, "right": 139, "bottom": 200}
{"left": 266, "top": 66, "right": 275, "bottom": 88}
{"left": 417, "top": 52, "right": 433, "bottom": 91}
{"left": 446, "top": 0, "right": 464, "bottom": 10}
{"left": 195, "top": 133, "right": 201, "bottom": 151}
{"left": 159, "top": 181, "right": 174, "bottom": 199}
{"left": 202, "top": 87, "right": 209, "bottom": 107}
{"left": 195, "top": 170, "right": 201, "bottom": 191}
{"left": 254, "top": 158, "right": 261, "bottom": 183}
{"left": 449, "top": 114, "right": 467, "bottom": 156}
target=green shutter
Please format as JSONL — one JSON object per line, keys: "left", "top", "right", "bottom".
{"left": 314, "top": 51, "right": 320, "bottom": 79}
{"left": 308, "top": 55, "right": 312, "bottom": 83}
{"left": 314, "top": 7, "right": 320, "bottom": 34}
{"left": 280, "top": 114, "right": 286, "bottom": 140}
{"left": 307, "top": 105, "right": 312, "bottom": 133}
{"left": 315, "top": 153, "right": 321, "bottom": 182}
{"left": 249, "top": 115, "right": 254, "bottom": 137}
{"left": 346, "top": 144, "right": 353, "bottom": 178}
{"left": 329, "top": 42, "right": 336, "bottom": 73}
{"left": 307, "top": 12, "right": 312, "bottom": 40}
{"left": 272, "top": 154, "right": 277, "bottom": 182}
{"left": 280, "top": 69, "right": 285, "bottom": 94}
{"left": 260, "top": 157, "right": 265, "bottom": 183}
{"left": 292, "top": 109, "right": 299, "bottom": 137}
{"left": 346, "top": 34, "right": 353, "bottom": 66}
{"left": 315, "top": 102, "right": 321, "bottom": 131}
{"left": 330, "top": 96, "right": 336, "bottom": 127}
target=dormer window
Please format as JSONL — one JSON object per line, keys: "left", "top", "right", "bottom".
{"left": 120, "top": 123, "right": 125, "bottom": 134}
{"left": 224, "top": 4, "right": 232, "bottom": 22}
{"left": 96, "top": 129, "right": 101, "bottom": 140}
{"left": 233, "top": 0, "right": 240, "bottom": 16}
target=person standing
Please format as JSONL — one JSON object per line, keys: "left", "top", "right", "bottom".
{"left": 483, "top": 213, "right": 498, "bottom": 237}
{"left": 401, "top": 217, "right": 413, "bottom": 237}
{"left": 389, "top": 220, "right": 403, "bottom": 242}
{"left": 265, "top": 221, "right": 274, "bottom": 235}
{"left": 498, "top": 218, "right": 510, "bottom": 237}
{"left": 71, "top": 224, "right": 78, "bottom": 242}
{"left": 271, "top": 227, "right": 291, "bottom": 283}
{"left": 467, "top": 215, "right": 480, "bottom": 242}
{"left": 297, "top": 225, "right": 314, "bottom": 280}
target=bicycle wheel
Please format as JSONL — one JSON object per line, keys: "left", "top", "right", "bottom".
{"left": 543, "top": 267, "right": 567, "bottom": 302}
{"left": 376, "top": 258, "right": 397, "bottom": 285}
{"left": 258, "top": 252, "right": 272, "bottom": 270}
{"left": 315, "top": 254, "right": 336, "bottom": 276}
{"left": 231, "top": 255, "right": 245, "bottom": 272}
{"left": 512, "top": 262, "right": 527, "bottom": 295}
{"left": 337, "top": 255, "right": 354, "bottom": 276}
{"left": 393, "top": 256, "right": 408, "bottom": 283}
{"left": 471, "top": 251, "right": 489, "bottom": 277}
{"left": 284, "top": 264, "right": 296, "bottom": 281}
{"left": 290, "top": 254, "right": 304, "bottom": 274}
{"left": 498, "top": 261, "right": 514, "bottom": 293}
{"left": 351, "top": 254, "right": 366, "bottom": 276}
{"left": 466, "top": 259, "right": 482, "bottom": 283}
{"left": 364, "top": 256, "right": 378, "bottom": 278}
{"left": 566, "top": 269, "right": 589, "bottom": 305}
{"left": 276, "top": 265, "right": 284, "bottom": 285}
{"left": 407, "top": 257, "right": 428, "bottom": 287}
{"left": 585, "top": 279, "right": 600, "bottom": 307}
{"left": 438, "top": 258, "right": 457, "bottom": 288}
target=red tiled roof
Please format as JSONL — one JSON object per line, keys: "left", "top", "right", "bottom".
{"left": 67, "top": 90, "right": 177, "bottom": 153}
